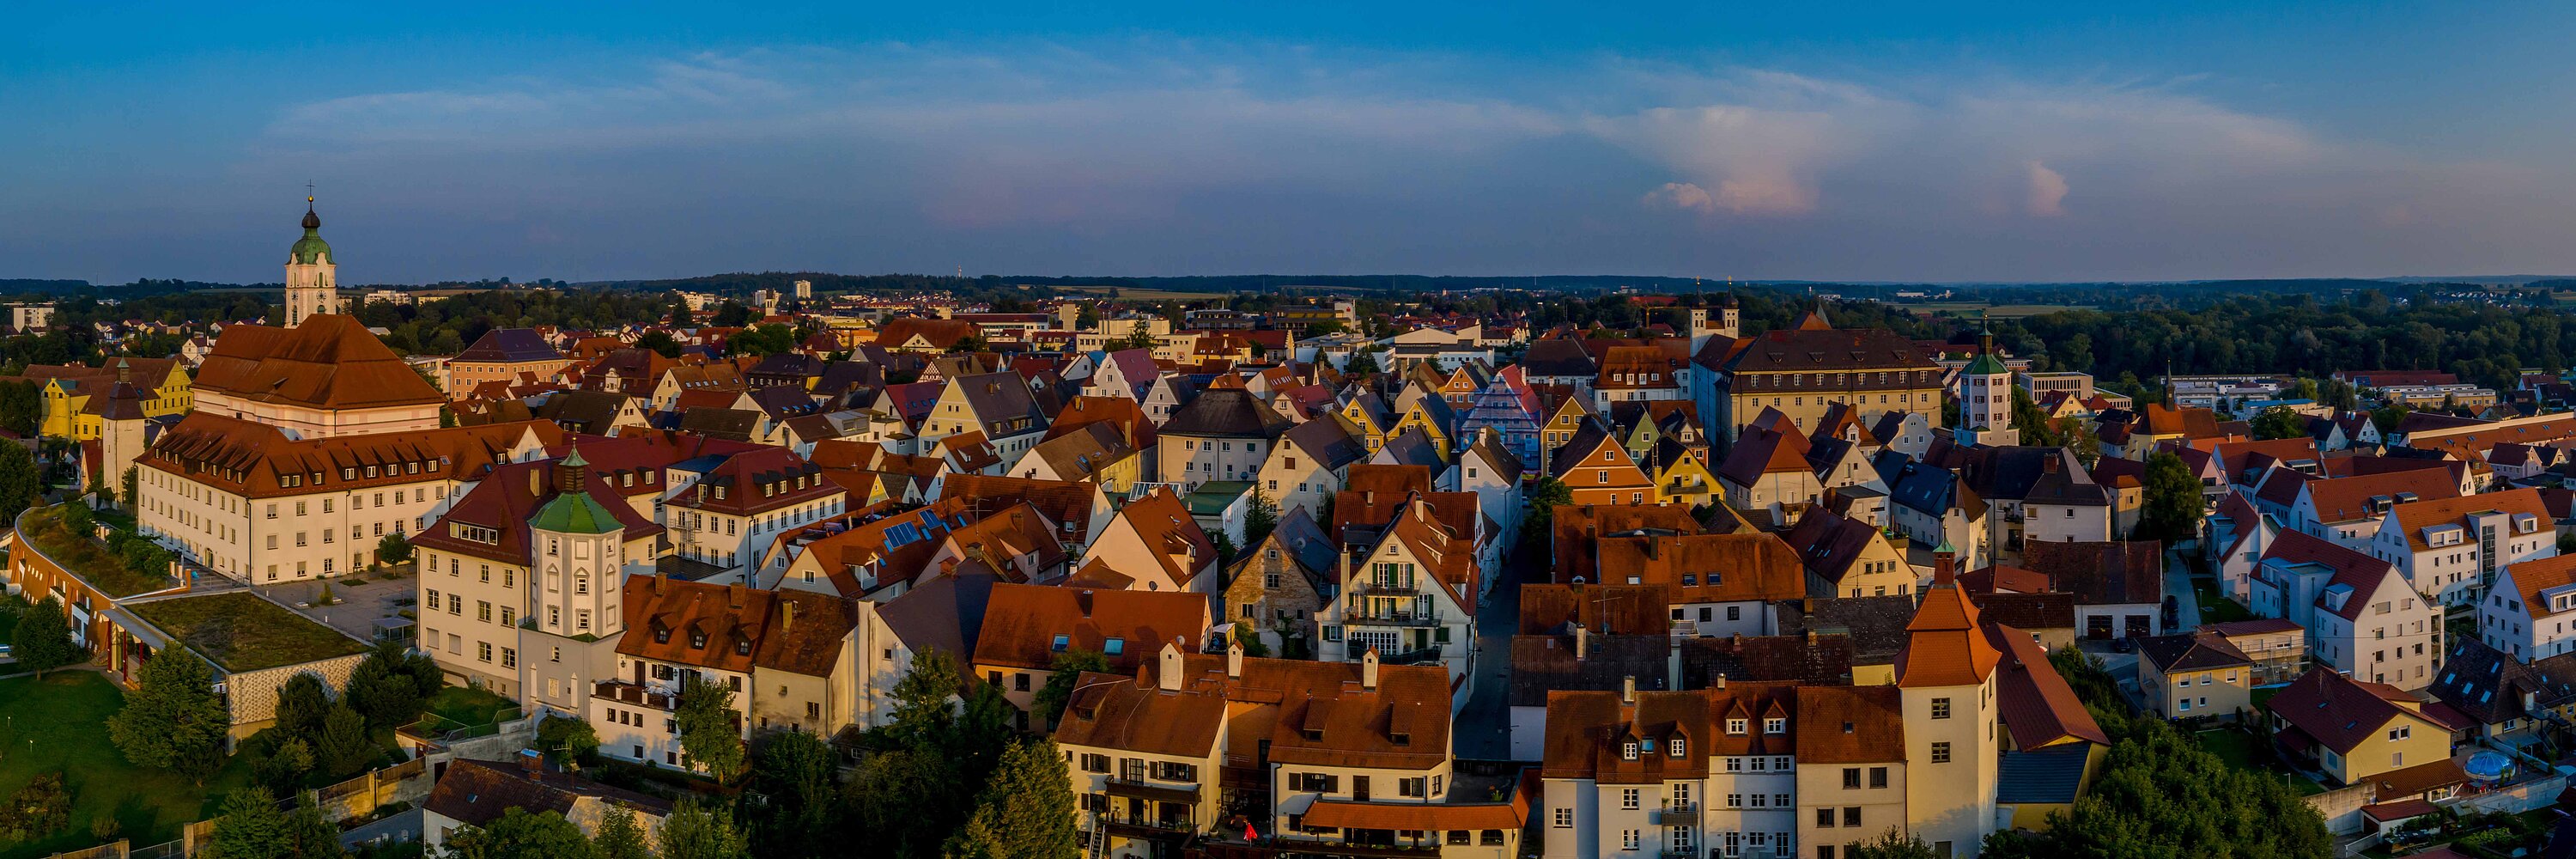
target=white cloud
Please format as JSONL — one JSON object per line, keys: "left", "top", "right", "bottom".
{"left": 1642, "top": 181, "right": 1715, "bottom": 214}
{"left": 2026, "top": 160, "right": 2069, "bottom": 216}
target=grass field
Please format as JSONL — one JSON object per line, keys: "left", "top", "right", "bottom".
{"left": 0, "top": 673, "right": 252, "bottom": 858}
{"left": 2194, "top": 728, "right": 2324, "bottom": 796}
{"left": 2195, "top": 584, "right": 2252, "bottom": 624}
{"left": 417, "top": 685, "right": 519, "bottom": 736}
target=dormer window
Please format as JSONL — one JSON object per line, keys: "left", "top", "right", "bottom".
{"left": 1621, "top": 741, "right": 1639, "bottom": 761}
{"left": 1667, "top": 738, "right": 1686, "bottom": 758}
{"left": 1765, "top": 717, "right": 1787, "bottom": 734}
{"left": 735, "top": 637, "right": 752, "bottom": 656}
{"left": 1051, "top": 634, "right": 1071, "bottom": 653}
{"left": 653, "top": 627, "right": 670, "bottom": 644}
{"left": 1727, "top": 718, "right": 1747, "bottom": 735}
{"left": 689, "top": 631, "right": 708, "bottom": 649}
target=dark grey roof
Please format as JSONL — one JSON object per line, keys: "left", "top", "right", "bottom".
{"left": 747, "top": 352, "right": 823, "bottom": 379}
{"left": 1679, "top": 634, "right": 1854, "bottom": 687}
{"left": 1996, "top": 745, "right": 2093, "bottom": 804}
{"left": 749, "top": 385, "right": 824, "bottom": 421}
{"left": 951, "top": 371, "right": 1045, "bottom": 436}
{"left": 534, "top": 388, "right": 632, "bottom": 433}
{"left": 1519, "top": 338, "right": 1598, "bottom": 377}
{"left": 2136, "top": 631, "right": 2252, "bottom": 673}
{"left": 1960, "top": 446, "right": 2090, "bottom": 503}
{"left": 1772, "top": 596, "right": 1919, "bottom": 664}
{"left": 1160, "top": 387, "right": 1293, "bottom": 439}
{"left": 677, "top": 407, "right": 760, "bottom": 442}
{"left": 878, "top": 560, "right": 999, "bottom": 661}
{"left": 455, "top": 328, "right": 565, "bottom": 363}
{"left": 1374, "top": 428, "right": 1445, "bottom": 472}
{"left": 1282, "top": 417, "right": 1370, "bottom": 471}
{"left": 1508, "top": 634, "right": 1673, "bottom": 707}
{"left": 1971, "top": 593, "right": 2075, "bottom": 631}
{"left": 2433, "top": 638, "right": 2576, "bottom": 727}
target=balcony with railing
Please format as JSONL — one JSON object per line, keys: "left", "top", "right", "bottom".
{"left": 1094, "top": 813, "right": 1195, "bottom": 841}
{"left": 592, "top": 680, "right": 675, "bottom": 710}
{"left": 1652, "top": 801, "right": 1701, "bottom": 826}
{"left": 1104, "top": 776, "right": 1201, "bottom": 804}
{"left": 1343, "top": 606, "right": 1447, "bottom": 627}
{"left": 1376, "top": 644, "right": 1445, "bottom": 666}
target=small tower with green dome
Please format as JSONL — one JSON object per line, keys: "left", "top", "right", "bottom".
{"left": 1955, "top": 315, "right": 2018, "bottom": 448}
{"left": 284, "top": 194, "right": 344, "bottom": 326}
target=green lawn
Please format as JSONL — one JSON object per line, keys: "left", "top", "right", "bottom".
{"left": 127, "top": 592, "right": 368, "bottom": 673}
{"left": 2194, "top": 728, "right": 2324, "bottom": 796}
{"left": 0, "top": 673, "right": 252, "bottom": 858}
{"left": 420, "top": 685, "right": 519, "bottom": 734}
{"left": 2195, "top": 585, "right": 2253, "bottom": 624}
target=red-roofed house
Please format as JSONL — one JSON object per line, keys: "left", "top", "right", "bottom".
{"left": 2367, "top": 488, "right": 2556, "bottom": 613}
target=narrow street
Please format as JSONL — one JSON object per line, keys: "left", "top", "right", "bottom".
{"left": 2164, "top": 541, "right": 2203, "bottom": 632}
{"left": 1452, "top": 531, "right": 1537, "bottom": 760}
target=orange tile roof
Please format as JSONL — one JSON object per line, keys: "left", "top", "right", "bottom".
{"left": 1893, "top": 583, "right": 2001, "bottom": 688}
{"left": 143, "top": 412, "right": 559, "bottom": 499}
{"left": 972, "top": 582, "right": 1211, "bottom": 672}
{"left": 2391, "top": 488, "right": 2550, "bottom": 552}
{"left": 195, "top": 314, "right": 443, "bottom": 409}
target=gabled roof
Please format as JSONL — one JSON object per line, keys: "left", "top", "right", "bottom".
{"left": 1893, "top": 583, "right": 2001, "bottom": 687}
{"left": 2390, "top": 488, "right": 2550, "bottom": 552}
{"left": 1162, "top": 387, "right": 1294, "bottom": 439}
{"left": 1988, "top": 623, "right": 2111, "bottom": 747}
{"left": 617, "top": 578, "right": 855, "bottom": 677}
{"left": 422, "top": 758, "right": 670, "bottom": 829}
{"left": 2268, "top": 667, "right": 2433, "bottom": 755}
{"left": 2302, "top": 468, "right": 2465, "bottom": 525}
{"left": 145, "top": 412, "right": 559, "bottom": 500}
{"left": 2023, "top": 540, "right": 2163, "bottom": 606}
{"left": 2137, "top": 630, "right": 2255, "bottom": 673}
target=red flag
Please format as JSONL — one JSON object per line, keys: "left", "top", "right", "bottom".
{"left": 1243, "top": 821, "right": 1257, "bottom": 841}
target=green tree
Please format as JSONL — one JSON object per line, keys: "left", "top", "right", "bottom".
{"left": 198, "top": 789, "right": 290, "bottom": 859}
{"left": 842, "top": 747, "right": 956, "bottom": 859}
{"left": 887, "top": 649, "right": 962, "bottom": 749}
{"left": 1231, "top": 620, "right": 1270, "bottom": 658}
{"left": 635, "top": 330, "right": 684, "bottom": 358}
{"left": 275, "top": 673, "right": 333, "bottom": 740}
{"left": 2371, "top": 403, "right": 2412, "bottom": 436}
{"left": 669, "top": 297, "right": 697, "bottom": 329}
{"left": 965, "top": 738, "right": 1078, "bottom": 859}
{"left": 11, "top": 596, "right": 81, "bottom": 678}
{"left": 439, "top": 807, "right": 600, "bottom": 859}
{"left": 743, "top": 730, "right": 840, "bottom": 859}
{"left": 0, "top": 772, "right": 72, "bottom": 848}
{"left": 656, "top": 800, "right": 749, "bottom": 859}
{"left": 675, "top": 674, "right": 746, "bottom": 782}
{"left": 711, "top": 302, "right": 758, "bottom": 329}
{"left": 0, "top": 380, "right": 40, "bottom": 437}
{"left": 1996, "top": 716, "right": 2331, "bottom": 858}
{"left": 121, "top": 466, "right": 137, "bottom": 512}
{"left": 947, "top": 334, "right": 987, "bottom": 354}
{"left": 375, "top": 533, "right": 413, "bottom": 567}
{"left": 253, "top": 737, "right": 316, "bottom": 797}
{"left": 2137, "top": 451, "right": 2205, "bottom": 543}
{"left": 940, "top": 810, "right": 1005, "bottom": 859}
{"left": 538, "top": 716, "right": 601, "bottom": 765}
{"left": 1030, "top": 648, "right": 1109, "bottom": 728}
{"left": 345, "top": 642, "right": 440, "bottom": 728}
{"left": 318, "top": 704, "right": 376, "bottom": 777}
{"left": 1846, "top": 828, "right": 1941, "bottom": 859}
{"left": 592, "top": 808, "right": 652, "bottom": 859}
{"left": 283, "top": 802, "right": 346, "bottom": 859}
{"left": 1241, "top": 491, "right": 1279, "bottom": 551}
{"left": 1520, "top": 476, "right": 1573, "bottom": 551}
{"left": 2250, "top": 406, "right": 2307, "bottom": 441}
{"left": 107, "top": 648, "right": 231, "bottom": 783}
{"left": 1343, "top": 349, "right": 1379, "bottom": 376}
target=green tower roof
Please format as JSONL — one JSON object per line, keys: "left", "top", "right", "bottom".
{"left": 529, "top": 449, "right": 621, "bottom": 534}
{"left": 530, "top": 490, "right": 623, "bottom": 535}
{"left": 1962, "top": 350, "right": 2008, "bottom": 376}
{"left": 290, "top": 201, "right": 332, "bottom": 265}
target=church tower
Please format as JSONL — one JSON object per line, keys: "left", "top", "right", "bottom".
{"left": 284, "top": 196, "right": 343, "bottom": 327}
{"left": 1955, "top": 326, "right": 2017, "bottom": 448}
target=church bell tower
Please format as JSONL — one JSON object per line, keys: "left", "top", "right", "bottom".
{"left": 284, "top": 195, "right": 343, "bottom": 327}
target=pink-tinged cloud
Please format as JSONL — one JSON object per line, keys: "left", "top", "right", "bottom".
{"left": 2026, "top": 161, "right": 2069, "bottom": 216}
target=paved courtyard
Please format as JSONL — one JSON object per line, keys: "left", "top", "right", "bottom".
{"left": 255, "top": 565, "right": 417, "bottom": 643}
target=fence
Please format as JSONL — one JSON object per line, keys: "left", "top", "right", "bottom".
{"left": 2445, "top": 773, "right": 2568, "bottom": 816}
{"left": 309, "top": 755, "right": 435, "bottom": 823}
{"left": 2305, "top": 782, "right": 2378, "bottom": 835}
{"left": 46, "top": 840, "right": 127, "bottom": 859}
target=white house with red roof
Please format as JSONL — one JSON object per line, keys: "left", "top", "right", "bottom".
{"left": 2480, "top": 554, "right": 2576, "bottom": 661}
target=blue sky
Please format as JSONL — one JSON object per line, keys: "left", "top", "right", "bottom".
{"left": 7, "top": 2, "right": 2576, "bottom": 284}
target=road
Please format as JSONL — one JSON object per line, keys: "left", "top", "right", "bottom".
{"left": 1452, "top": 532, "right": 1536, "bottom": 760}
{"left": 2163, "top": 542, "right": 2202, "bottom": 633}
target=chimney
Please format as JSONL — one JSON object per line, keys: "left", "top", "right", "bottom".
{"left": 1572, "top": 622, "right": 1589, "bottom": 660}
{"left": 1934, "top": 545, "right": 1957, "bottom": 588}
{"left": 1361, "top": 648, "right": 1381, "bottom": 690}
{"left": 781, "top": 600, "right": 796, "bottom": 634}
{"left": 1158, "top": 643, "right": 1184, "bottom": 691}
{"left": 528, "top": 466, "right": 543, "bottom": 497}
{"left": 1713, "top": 673, "right": 1727, "bottom": 691}
{"left": 652, "top": 570, "right": 666, "bottom": 594}
{"left": 1226, "top": 637, "right": 1244, "bottom": 679}
{"left": 727, "top": 582, "right": 746, "bottom": 609}
{"left": 1620, "top": 674, "right": 1637, "bottom": 704}
{"left": 1076, "top": 589, "right": 1095, "bottom": 618}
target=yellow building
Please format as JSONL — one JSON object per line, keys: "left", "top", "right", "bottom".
{"left": 1713, "top": 312, "right": 1944, "bottom": 439}
{"left": 1649, "top": 446, "right": 1722, "bottom": 508}
{"left": 15, "top": 359, "right": 192, "bottom": 442}
{"left": 2136, "top": 631, "right": 2255, "bottom": 722}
